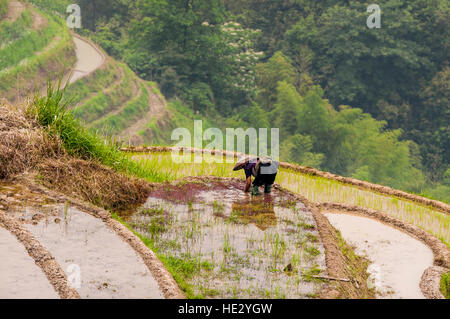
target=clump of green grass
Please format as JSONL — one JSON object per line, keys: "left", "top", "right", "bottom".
{"left": 304, "top": 245, "right": 320, "bottom": 257}
{"left": 92, "top": 82, "right": 149, "bottom": 134}
{"left": 302, "top": 265, "right": 321, "bottom": 282}
{"left": 441, "top": 272, "right": 450, "bottom": 299}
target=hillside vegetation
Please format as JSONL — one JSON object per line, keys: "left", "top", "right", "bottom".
{"left": 2, "top": 0, "right": 448, "bottom": 202}
{"left": 29, "top": 0, "right": 448, "bottom": 202}
{"left": 1, "top": 0, "right": 206, "bottom": 148}
{"left": 0, "top": 1, "right": 76, "bottom": 103}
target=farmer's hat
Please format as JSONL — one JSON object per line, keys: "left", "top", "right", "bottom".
{"left": 233, "top": 155, "right": 257, "bottom": 171}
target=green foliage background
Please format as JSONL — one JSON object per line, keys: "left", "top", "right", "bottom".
{"left": 25, "top": 0, "right": 450, "bottom": 201}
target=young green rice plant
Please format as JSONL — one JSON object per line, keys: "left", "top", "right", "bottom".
{"left": 304, "top": 244, "right": 320, "bottom": 258}
{"left": 223, "top": 232, "right": 232, "bottom": 255}
{"left": 270, "top": 233, "right": 286, "bottom": 262}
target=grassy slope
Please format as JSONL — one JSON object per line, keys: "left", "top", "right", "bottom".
{"left": 0, "top": 4, "right": 76, "bottom": 103}
{"left": 137, "top": 99, "right": 219, "bottom": 146}
{"left": 64, "top": 52, "right": 219, "bottom": 146}
{"left": 0, "top": 0, "right": 7, "bottom": 19}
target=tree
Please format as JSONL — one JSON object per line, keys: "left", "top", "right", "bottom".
{"left": 281, "top": 134, "right": 324, "bottom": 168}
{"left": 413, "top": 67, "right": 450, "bottom": 181}
{"left": 256, "top": 51, "right": 297, "bottom": 110}
{"left": 128, "top": 0, "right": 260, "bottom": 115}
{"left": 271, "top": 81, "right": 302, "bottom": 137}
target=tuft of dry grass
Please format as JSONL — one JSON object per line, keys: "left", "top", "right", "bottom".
{"left": 37, "top": 158, "right": 152, "bottom": 212}
{"left": 0, "top": 100, "right": 151, "bottom": 212}
{"left": 0, "top": 102, "right": 63, "bottom": 179}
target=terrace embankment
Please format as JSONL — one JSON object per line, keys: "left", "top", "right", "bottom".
{"left": 0, "top": 101, "right": 182, "bottom": 299}
{"left": 0, "top": 1, "right": 76, "bottom": 104}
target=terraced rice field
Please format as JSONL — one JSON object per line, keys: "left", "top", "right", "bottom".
{"left": 129, "top": 152, "right": 450, "bottom": 248}
{"left": 0, "top": 1, "right": 76, "bottom": 103}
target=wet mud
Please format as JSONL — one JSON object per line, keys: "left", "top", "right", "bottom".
{"left": 129, "top": 178, "right": 326, "bottom": 298}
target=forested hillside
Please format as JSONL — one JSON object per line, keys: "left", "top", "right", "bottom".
{"left": 27, "top": 0, "right": 449, "bottom": 201}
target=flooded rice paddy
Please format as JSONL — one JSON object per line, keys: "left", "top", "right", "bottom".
{"left": 127, "top": 179, "right": 326, "bottom": 299}
{"left": 14, "top": 204, "right": 163, "bottom": 299}
{"left": 130, "top": 153, "right": 450, "bottom": 247}
{"left": 0, "top": 226, "right": 58, "bottom": 299}
{"left": 325, "top": 213, "right": 434, "bottom": 299}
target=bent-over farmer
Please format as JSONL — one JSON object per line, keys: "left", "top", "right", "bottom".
{"left": 233, "top": 156, "right": 279, "bottom": 196}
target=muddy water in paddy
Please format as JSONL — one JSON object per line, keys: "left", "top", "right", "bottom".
{"left": 0, "top": 226, "right": 58, "bottom": 299}
{"left": 325, "top": 213, "right": 434, "bottom": 299}
{"left": 20, "top": 205, "right": 163, "bottom": 299}
{"left": 129, "top": 180, "right": 326, "bottom": 298}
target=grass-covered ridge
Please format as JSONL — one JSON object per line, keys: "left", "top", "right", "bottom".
{"left": 71, "top": 63, "right": 135, "bottom": 123}
{"left": 0, "top": 0, "right": 8, "bottom": 19}
{"left": 0, "top": 8, "right": 58, "bottom": 71}
{"left": 0, "top": 4, "right": 76, "bottom": 103}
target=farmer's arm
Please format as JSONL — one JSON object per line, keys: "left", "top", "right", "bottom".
{"left": 244, "top": 176, "right": 252, "bottom": 192}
